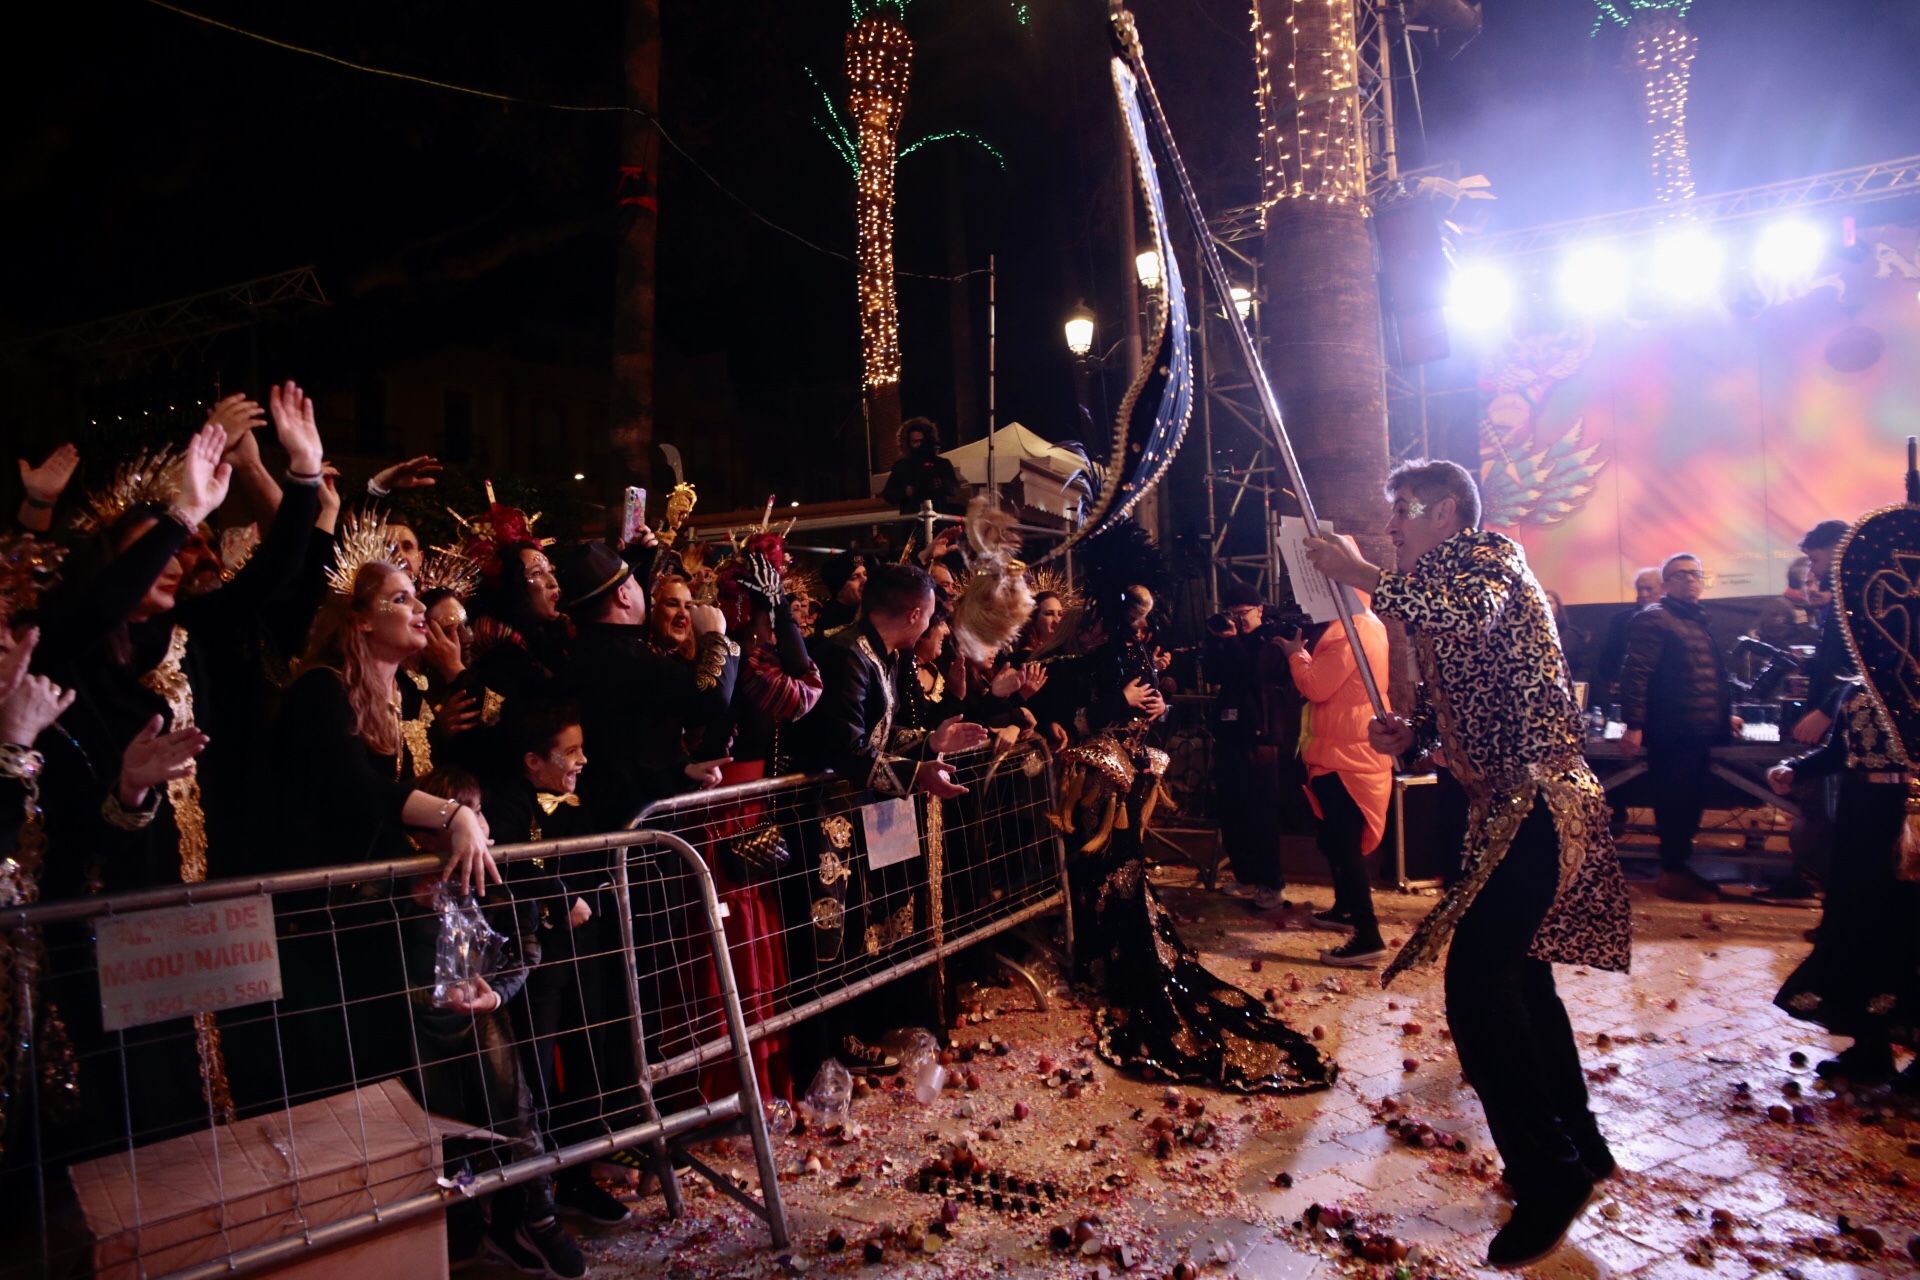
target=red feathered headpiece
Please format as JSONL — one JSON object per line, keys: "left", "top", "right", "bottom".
{"left": 449, "top": 481, "right": 552, "bottom": 586}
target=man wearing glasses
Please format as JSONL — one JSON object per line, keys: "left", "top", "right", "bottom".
{"left": 1617, "top": 553, "right": 1741, "bottom": 903}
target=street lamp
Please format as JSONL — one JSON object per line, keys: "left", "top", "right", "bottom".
{"left": 1230, "top": 286, "right": 1254, "bottom": 321}
{"left": 1064, "top": 303, "right": 1096, "bottom": 358}
{"left": 1134, "top": 250, "right": 1163, "bottom": 292}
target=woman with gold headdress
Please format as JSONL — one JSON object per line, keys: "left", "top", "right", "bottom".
{"left": 39, "top": 387, "right": 323, "bottom": 890}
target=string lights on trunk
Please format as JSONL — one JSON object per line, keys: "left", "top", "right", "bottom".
{"left": 1250, "top": 0, "right": 1364, "bottom": 218}
{"left": 1593, "top": 0, "right": 1698, "bottom": 207}
{"left": 847, "top": 3, "right": 915, "bottom": 391}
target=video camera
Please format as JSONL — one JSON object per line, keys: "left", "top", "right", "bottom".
{"left": 1206, "top": 602, "right": 1313, "bottom": 640}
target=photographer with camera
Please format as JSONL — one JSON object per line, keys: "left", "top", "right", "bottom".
{"left": 1204, "top": 581, "right": 1297, "bottom": 909}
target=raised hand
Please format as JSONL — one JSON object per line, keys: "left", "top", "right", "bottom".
{"left": 19, "top": 444, "right": 80, "bottom": 506}
{"left": 268, "top": 380, "right": 324, "bottom": 475}
{"left": 117, "top": 714, "right": 210, "bottom": 807}
{"left": 1018, "top": 662, "right": 1048, "bottom": 698}
{"left": 174, "top": 423, "right": 234, "bottom": 527}
{"left": 928, "top": 715, "right": 989, "bottom": 755}
{"left": 315, "top": 463, "right": 344, "bottom": 530}
{"left": 205, "top": 394, "right": 267, "bottom": 453}
{"left": 689, "top": 603, "right": 728, "bottom": 638}
{"left": 369, "top": 455, "right": 442, "bottom": 493}
{"left": 740, "top": 552, "right": 786, "bottom": 607}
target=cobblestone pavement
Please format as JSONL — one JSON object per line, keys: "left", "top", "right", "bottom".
{"left": 477, "top": 867, "right": 1920, "bottom": 1280}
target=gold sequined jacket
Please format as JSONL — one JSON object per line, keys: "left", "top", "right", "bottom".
{"left": 1371, "top": 529, "right": 1632, "bottom": 983}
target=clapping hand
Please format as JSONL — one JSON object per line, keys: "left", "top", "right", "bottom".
{"left": 0, "top": 631, "right": 76, "bottom": 747}
{"left": 989, "top": 664, "right": 1023, "bottom": 699}
{"left": 117, "top": 714, "right": 210, "bottom": 808}
{"left": 268, "top": 381, "right": 324, "bottom": 475}
{"left": 19, "top": 444, "right": 79, "bottom": 507}
{"left": 0, "top": 626, "right": 38, "bottom": 704}
{"left": 369, "top": 455, "right": 443, "bottom": 493}
{"left": 174, "top": 424, "right": 234, "bottom": 527}
{"left": 928, "top": 715, "right": 989, "bottom": 755}
{"left": 205, "top": 394, "right": 267, "bottom": 454}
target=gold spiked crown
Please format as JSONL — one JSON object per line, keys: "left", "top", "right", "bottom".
{"left": 324, "top": 507, "right": 401, "bottom": 597}
{"left": 72, "top": 449, "right": 184, "bottom": 536}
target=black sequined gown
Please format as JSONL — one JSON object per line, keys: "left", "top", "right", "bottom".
{"left": 1089, "top": 766, "right": 1337, "bottom": 1094}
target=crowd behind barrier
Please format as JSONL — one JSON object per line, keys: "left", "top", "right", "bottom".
{"left": 1, "top": 742, "right": 1066, "bottom": 1279}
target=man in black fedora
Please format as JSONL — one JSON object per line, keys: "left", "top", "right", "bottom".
{"left": 555, "top": 539, "right": 740, "bottom": 827}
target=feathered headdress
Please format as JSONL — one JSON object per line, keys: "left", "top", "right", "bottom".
{"left": 73, "top": 448, "right": 183, "bottom": 536}
{"left": 1080, "top": 518, "right": 1167, "bottom": 634}
{"left": 951, "top": 495, "right": 1036, "bottom": 666}
{"left": 415, "top": 545, "right": 483, "bottom": 599}
{"left": 449, "top": 481, "right": 550, "bottom": 587}
{"left": 0, "top": 533, "right": 67, "bottom": 621}
{"left": 325, "top": 507, "right": 401, "bottom": 596}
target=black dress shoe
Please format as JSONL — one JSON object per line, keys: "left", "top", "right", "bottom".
{"left": 1568, "top": 1122, "right": 1616, "bottom": 1180}
{"left": 1817, "top": 1041, "right": 1895, "bottom": 1084}
{"left": 1486, "top": 1176, "right": 1597, "bottom": 1269}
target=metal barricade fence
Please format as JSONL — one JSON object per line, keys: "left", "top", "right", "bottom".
{"left": 617, "top": 740, "right": 1072, "bottom": 1091}
{"left": 2, "top": 828, "right": 785, "bottom": 1279}
{"left": 1, "top": 741, "right": 1067, "bottom": 1278}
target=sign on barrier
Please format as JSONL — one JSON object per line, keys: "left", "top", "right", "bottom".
{"left": 861, "top": 797, "right": 921, "bottom": 869}
{"left": 95, "top": 894, "right": 284, "bottom": 1031}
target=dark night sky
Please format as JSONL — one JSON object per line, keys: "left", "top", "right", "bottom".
{"left": 4, "top": 0, "right": 1917, "bottom": 507}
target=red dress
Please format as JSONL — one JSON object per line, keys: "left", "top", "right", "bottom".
{"left": 696, "top": 758, "right": 794, "bottom": 1105}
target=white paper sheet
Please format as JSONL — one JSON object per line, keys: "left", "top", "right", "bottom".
{"left": 860, "top": 797, "right": 922, "bottom": 870}
{"left": 1277, "top": 516, "right": 1344, "bottom": 624}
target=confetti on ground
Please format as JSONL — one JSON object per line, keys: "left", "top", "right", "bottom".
{"left": 476, "top": 870, "right": 1920, "bottom": 1279}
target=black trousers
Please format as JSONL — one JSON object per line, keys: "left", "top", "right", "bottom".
{"left": 1309, "top": 772, "right": 1379, "bottom": 941}
{"left": 1646, "top": 738, "right": 1712, "bottom": 873}
{"left": 1444, "top": 796, "right": 1593, "bottom": 1200}
{"left": 1215, "top": 740, "right": 1282, "bottom": 890}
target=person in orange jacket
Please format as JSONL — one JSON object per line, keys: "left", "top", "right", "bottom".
{"left": 1279, "top": 579, "right": 1393, "bottom": 967}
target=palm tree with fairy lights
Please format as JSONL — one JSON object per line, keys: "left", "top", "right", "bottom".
{"left": 1592, "top": 0, "right": 1699, "bottom": 205}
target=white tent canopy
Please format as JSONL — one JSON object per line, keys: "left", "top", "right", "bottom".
{"left": 874, "top": 422, "right": 1093, "bottom": 519}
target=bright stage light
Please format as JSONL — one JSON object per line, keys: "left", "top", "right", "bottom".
{"left": 1753, "top": 219, "right": 1825, "bottom": 283}
{"left": 1447, "top": 262, "right": 1513, "bottom": 332}
{"left": 1650, "top": 228, "right": 1724, "bottom": 304}
{"left": 1558, "top": 245, "right": 1630, "bottom": 315}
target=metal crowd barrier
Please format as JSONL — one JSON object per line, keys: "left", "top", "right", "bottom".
{"left": 0, "top": 740, "right": 1068, "bottom": 1279}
